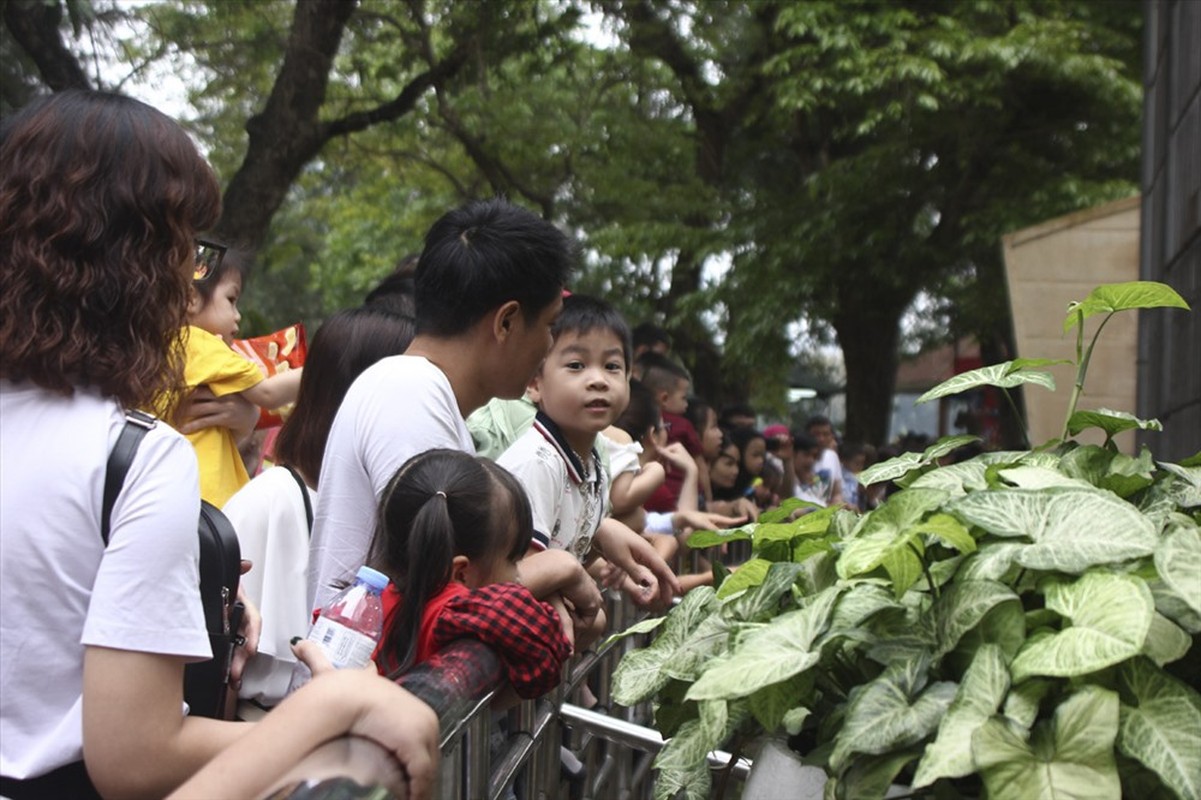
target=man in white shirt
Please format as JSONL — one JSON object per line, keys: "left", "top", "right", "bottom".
{"left": 307, "top": 198, "right": 572, "bottom": 612}
{"left": 806, "top": 415, "right": 845, "bottom": 508}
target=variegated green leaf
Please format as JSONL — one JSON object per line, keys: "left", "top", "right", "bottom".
{"left": 686, "top": 522, "right": 755, "bottom": 548}
{"left": 831, "top": 655, "right": 957, "bottom": 771}
{"left": 725, "top": 562, "right": 805, "bottom": 621}
{"left": 974, "top": 685, "right": 1121, "bottom": 800}
{"left": 1064, "top": 281, "right": 1189, "bottom": 331}
{"left": 913, "top": 644, "right": 1010, "bottom": 787}
{"left": 912, "top": 512, "right": 977, "bottom": 553}
{"left": 933, "top": 580, "right": 1020, "bottom": 657}
{"left": 715, "top": 557, "right": 771, "bottom": 599}
{"left": 1067, "top": 408, "right": 1163, "bottom": 437}
{"left": 686, "top": 587, "right": 842, "bottom": 701}
{"left": 613, "top": 587, "right": 718, "bottom": 705}
{"left": 1117, "top": 657, "right": 1201, "bottom": 800}
{"left": 602, "top": 614, "right": 667, "bottom": 648}
{"left": 1154, "top": 525, "right": 1201, "bottom": 616}
{"left": 998, "top": 465, "right": 1093, "bottom": 491}
{"left": 1141, "top": 613, "right": 1191, "bottom": 667}
{"left": 663, "top": 613, "right": 733, "bottom": 682}
{"left": 960, "top": 543, "right": 1024, "bottom": 581}
{"left": 1003, "top": 678, "right": 1053, "bottom": 730}
{"left": 1010, "top": 572, "right": 1153, "bottom": 682}
{"left": 1158, "top": 462, "right": 1201, "bottom": 507}
{"left": 859, "top": 436, "right": 979, "bottom": 485}
{"left": 917, "top": 362, "right": 1055, "bottom": 404}
{"left": 949, "top": 487, "right": 1157, "bottom": 573}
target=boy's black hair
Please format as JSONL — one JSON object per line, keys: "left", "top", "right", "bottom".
{"left": 792, "top": 431, "right": 820, "bottom": 453}
{"left": 636, "top": 351, "right": 690, "bottom": 396}
{"left": 632, "top": 322, "right": 671, "bottom": 351}
{"left": 719, "top": 402, "right": 757, "bottom": 428}
{"left": 193, "top": 245, "right": 249, "bottom": 304}
{"left": 614, "top": 379, "right": 659, "bottom": 440}
{"left": 805, "top": 414, "right": 833, "bottom": 431}
{"left": 415, "top": 198, "right": 574, "bottom": 337}
{"left": 550, "top": 293, "right": 632, "bottom": 369}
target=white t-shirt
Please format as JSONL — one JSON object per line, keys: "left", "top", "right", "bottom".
{"left": 0, "top": 381, "right": 209, "bottom": 780}
{"left": 306, "top": 355, "right": 474, "bottom": 612}
{"left": 812, "top": 448, "right": 843, "bottom": 504}
{"left": 497, "top": 414, "right": 609, "bottom": 562}
{"left": 222, "top": 465, "right": 317, "bottom": 706}
{"left": 603, "top": 437, "right": 643, "bottom": 477}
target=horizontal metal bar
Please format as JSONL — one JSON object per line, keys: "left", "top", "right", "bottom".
{"left": 558, "top": 704, "right": 753, "bottom": 780}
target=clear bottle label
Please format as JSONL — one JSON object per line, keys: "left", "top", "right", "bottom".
{"left": 307, "top": 615, "right": 378, "bottom": 670}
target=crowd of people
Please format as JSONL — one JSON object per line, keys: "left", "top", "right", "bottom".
{"left": 1, "top": 88, "right": 896, "bottom": 799}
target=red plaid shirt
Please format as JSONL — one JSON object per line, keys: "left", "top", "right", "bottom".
{"left": 379, "top": 581, "right": 571, "bottom": 699}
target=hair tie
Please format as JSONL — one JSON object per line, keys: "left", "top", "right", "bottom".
{"left": 434, "top": 490, "right": 447, "bottom": 500}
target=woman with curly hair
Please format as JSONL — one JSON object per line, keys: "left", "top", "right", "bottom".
{"left": 0, "top": 90, "right": 439, "bottom": 800}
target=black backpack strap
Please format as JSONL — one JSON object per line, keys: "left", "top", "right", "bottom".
{"left": 282, "top": 464, "right": 314, "bottom": 535}
{"left": 101, "top": 410, "right": 158, "bottom": 546}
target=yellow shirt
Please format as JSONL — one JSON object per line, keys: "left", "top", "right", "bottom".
{"left": 177, "top": 326, "right": 263, "bottom": 507}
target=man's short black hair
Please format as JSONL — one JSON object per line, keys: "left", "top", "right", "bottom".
{"left": 415, "top": 198, "right": 574, "bottom": 336}
{"left": 720, "top": 402, "right": 757, "bottom": 428}
{"left": 636, "top": 351, "right": 690, "bottom": 395}
{"left": 806, "top": 415, "right": 833, "bottom": 431}
{"left": 632, "top": 322, "right": 671, "bottom": 350}
{"left": 551, "top": 294, "right": 632, "bottom": 369}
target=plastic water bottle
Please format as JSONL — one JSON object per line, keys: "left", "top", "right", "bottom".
{"left": 306, "top": 565, "right": 388, "bottom": 669}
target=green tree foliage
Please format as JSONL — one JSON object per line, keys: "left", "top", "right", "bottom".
{"left": 3, "top": 0, "right": 1143, "bottom": 443}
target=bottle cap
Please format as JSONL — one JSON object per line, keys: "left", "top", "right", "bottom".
{"left": 356, "top": 565, "right": 389, "bottom": 591}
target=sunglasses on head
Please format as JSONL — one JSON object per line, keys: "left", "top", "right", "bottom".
{"left": 193, "top": 239, "right": 226, "bottom": 283}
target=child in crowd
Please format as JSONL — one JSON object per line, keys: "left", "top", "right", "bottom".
{"left": 498, "top": 295, "right": 680, "bottom": 616}
{"left": 728, "top": 427, "right": 772, "bottom": 508}
{"left": 706, "top": 432, "right": 757, "bottom": 521}
{"left": 370, "top": 449, "right": 594, "bottom": 700}
{"left": 605, "top": 381, "right": 743, "bottom": 565}
{"left": 172, "top": 247, "right": 302, "bottom": 506}
{"left": 683, "top": 397, "right": 721, "bottom": 502}
{"left": 604, "top": 380, "right": 667, "bottom": 533}
{"left": 638, "top": 352, "right": 707, "bottom": 514}
{"left": 791, "top": 431, "right": 828, "bottom": 506}
{"left": 806, "top": 415, "right": 845, "bottom": 508}
{"left": 839, "top": 441, "right": 868, "bottom": 511}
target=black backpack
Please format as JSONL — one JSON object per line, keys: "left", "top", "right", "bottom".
{"left": 101, "top": 409, "right": 245, "bottom": 720}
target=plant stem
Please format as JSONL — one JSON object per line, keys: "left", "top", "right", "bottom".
{"left": 714, "top": 732, "right": 746, "bottom": 800}
{"left": 1001, "top": 387, "right": 1030, "bottom": 448}
{"left": 909, "top": 541, "right": 939, "bottom": 599}
{"left": 1062, "top": 311, "right": 1113, "bottom": 439}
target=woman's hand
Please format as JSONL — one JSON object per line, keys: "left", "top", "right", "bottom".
{"left": 229, "top": 561, "right": 262, "bottom": 684}
{"left": 176, "top": 386, "right": 258, "bottom": 440}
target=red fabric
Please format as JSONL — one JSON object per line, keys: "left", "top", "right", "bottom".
{"left": 432, "top": 582, "right": 572, "bottom": 699}
{"left": 376, "top": 581, "right": 571, "bottom": 699}
{"left": 375, "top": 581, "right": 469, "bottom": 667}
{"left": 645, "top": 411, "right": 702, "bottom": 512}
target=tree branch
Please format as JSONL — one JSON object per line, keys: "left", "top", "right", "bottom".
{"left": 3, "top": 0, "right": 91, "bottom": 91}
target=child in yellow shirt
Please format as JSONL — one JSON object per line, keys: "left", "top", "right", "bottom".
{"left": 172, "top": 243, "right": 302, "bottom": 506}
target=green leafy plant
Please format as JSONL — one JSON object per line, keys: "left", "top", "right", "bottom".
{"left": 612, "top": 282, "right": 1197, "bottom": 800}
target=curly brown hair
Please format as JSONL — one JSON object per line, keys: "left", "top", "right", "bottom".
{"left": 0, "top": 89, "right": 221, "bottom": 410}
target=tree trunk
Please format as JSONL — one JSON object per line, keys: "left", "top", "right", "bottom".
{"left": 2, "top": 0, "right": 89, "bottom": 93}
{"left": 833, "top": 289, "right": 911, "bottom": 447}
{"left": 213, "top": 0, "right": 357, "bottom": 250}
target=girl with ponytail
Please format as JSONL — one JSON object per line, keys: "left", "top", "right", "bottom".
{"left": 368, "top": 450, "right": 598, "bottom": 695}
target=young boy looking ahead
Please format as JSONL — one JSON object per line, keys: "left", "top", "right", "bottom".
{"left": 499, "top": 295, "right": 680, "bottom": 624}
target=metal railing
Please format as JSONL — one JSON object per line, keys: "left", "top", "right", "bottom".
{"left": 266, "top": 545, "right": 754, "bottom": 800}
